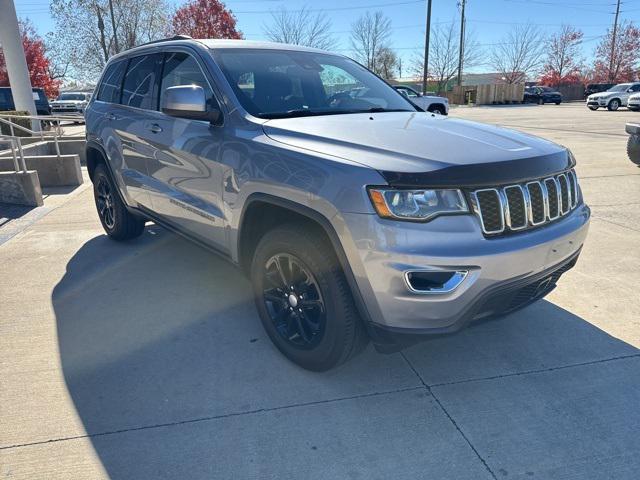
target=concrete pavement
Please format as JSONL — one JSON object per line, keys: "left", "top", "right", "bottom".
{"left": 1, "top": 103, "right": 639, "bottom": 479}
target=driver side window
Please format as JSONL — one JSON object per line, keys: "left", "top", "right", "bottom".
{"left": 319, "top": 65, "right": 363, "bottom": 98}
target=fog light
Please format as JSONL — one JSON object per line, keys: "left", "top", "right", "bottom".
{"left": 405, "top": 270, "right": 467, "bottom": 294}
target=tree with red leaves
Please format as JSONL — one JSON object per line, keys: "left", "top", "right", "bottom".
{"left": 592, "top": 21, "right": 640, "bottom": 83}
{"left": 171, "top": 0, "right": 242, "bottom": 40}
{"left": 539, "top": 25, "right": 583, "bottom": 87}
{"left": 0, "top": 20, "right": 61, "bottom": 98}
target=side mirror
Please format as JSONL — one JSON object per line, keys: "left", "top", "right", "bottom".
{"left": 162, "top": 85, "right": 220, "bottom": 123}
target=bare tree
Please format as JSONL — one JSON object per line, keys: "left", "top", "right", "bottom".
{"left": 350, "top": 11, "right": 392, "bottom": 71}
{"left": 263, "top": 7, "right": 336, "bottom": 50}
{"left": 374, "top": 47, "right": 398, "bottom": 79}
{"left": 491, "top": 24, "right": 546, "bottom": 83}
{"left": 411, "top": 22, "right": 481, "bottom": 92}
{"left": 50, "top": 0, "right": 169, "bottom": 81}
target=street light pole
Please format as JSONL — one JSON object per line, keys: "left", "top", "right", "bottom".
{"left": 0, "top": 0, "right": 39, "bottom": 131}
{"left": 422, "top": 0, "right": 433, "bottom": 95}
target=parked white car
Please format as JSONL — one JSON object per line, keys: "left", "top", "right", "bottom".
{"left": 628, "top": 93, "right": 640, "bottom": 111}
{"left": 393, "top": 85, "right": 449, "bottom": 115}
{"left": 586, "top": 82, "right": 640, "bottom": 111}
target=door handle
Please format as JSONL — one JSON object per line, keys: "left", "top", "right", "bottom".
{"left": 148, "top": 123, "right": 162, "bottom": 134}
{"left": 105, "top": 112, "right": 118, "bottom": 121}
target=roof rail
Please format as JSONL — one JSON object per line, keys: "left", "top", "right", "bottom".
{"left": 137, "top": 35, "right": 193, "bottom": 48}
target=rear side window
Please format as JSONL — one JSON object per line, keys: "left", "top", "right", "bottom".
{"left": 160, "top": 52, "right": 216, "bottom": 109}
{"left": 122, "top": 54, "right": 163, "bottom": 110}
{"left": 97, "top": 60, "right": 126, "bottom": 103}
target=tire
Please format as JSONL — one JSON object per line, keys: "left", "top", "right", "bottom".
{"left": 588, "top": 106, "right": 599, "bottom": 111}
{"left": 608, "top": 99, "right": 620, "bottom": 111}
{"left": 429, "top": 105, "right": 446, "bottom": 115}
{"left": 628, "top": 107, "right": 639, "bottom": 112}
{"left": 250, "top": 224, "right": 368, "bottom": 371}
{"left": 628, "top": 135, "right": 640, "bottom": 165}
{"left": 92, "top": 163, "right": 145, "bottom": 241}
{"left": 538, "top": 98, "right": 544, "bottom": 105}
{"left": 555, "top": 101, "right": 561, "bottom": 105}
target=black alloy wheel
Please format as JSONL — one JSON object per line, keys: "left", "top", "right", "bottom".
{"left": 262, "top": 253, "right": 326, "bottom": 349}
{"left": 96, "top": 176, "right": 116, "bottom": 230}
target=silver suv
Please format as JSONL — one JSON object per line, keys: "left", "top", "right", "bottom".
{"left": 587, "top": 82, "right": 640, "bottom": 111}
{"left": 85, "top": 37, "right": 590, "bottom": 371}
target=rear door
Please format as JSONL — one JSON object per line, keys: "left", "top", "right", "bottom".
{"left": 114, "top": 53, "right": 165, "bottom": 210}
{"left": 143, "top": 50, "right": 228, "bottom": 251}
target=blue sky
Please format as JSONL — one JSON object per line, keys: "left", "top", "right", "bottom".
{"left": 14, "top": 0, "right": 640, "bottom": 74}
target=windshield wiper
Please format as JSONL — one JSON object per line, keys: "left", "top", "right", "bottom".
{"left": 258, "top": 109, "right": 337, "bottom": 119}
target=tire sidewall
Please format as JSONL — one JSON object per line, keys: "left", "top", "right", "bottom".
{"left": 251, "top": 228, "right": 354, "bottom": 370}
{"left": 93, "top": 164, "right": 125, "bottom": 236}
{"left": 609, "top": 99, "right": 620, "bottom": 111}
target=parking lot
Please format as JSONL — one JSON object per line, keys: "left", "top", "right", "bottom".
{"left": 1, "top": 103, "right": 639, "bottom": 479}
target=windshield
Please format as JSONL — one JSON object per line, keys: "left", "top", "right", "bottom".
{"left": 211, "top": 49, "right": 416, "bottom": 118}
{"left": 58, "top": 93, "right": 88, "bottom": 101}
{"left": 539, "top": 86, "right": 554, "bottom": 92}
{"left": 608, "top": 84, "right": 631, "bottom": 92}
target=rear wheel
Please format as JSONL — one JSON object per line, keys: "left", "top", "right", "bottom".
{"left": 92, "top": 163, "right": 145, "bottom": 241}
{"left": 608, "top": 99, "right": 620, "bottom": 111}
{"left": 628, "top": 135, "right": 640, "bottom": 165}
{"left": 250, "top": 225, "right": 368, "bottom": 371}
{"left": 538, "top": 98, "right": 544, "bottom": 105}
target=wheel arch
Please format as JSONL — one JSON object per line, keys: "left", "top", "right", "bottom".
{"left": 236, "top": 193, "right": 374, "bottom": 326}
{"left": 427, "top": 103, "right": 447, "bottom": 113}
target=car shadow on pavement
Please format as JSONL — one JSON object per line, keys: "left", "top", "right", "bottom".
{"left": 51, "top": 227, "right": 640, "bottom": 479}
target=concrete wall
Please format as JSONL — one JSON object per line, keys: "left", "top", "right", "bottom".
{"left": 0, "top": 154, "right": 82, "bottom": 187}
{"left": 0, "top": 171, "right": 43, "bottom": 206}
{"left": 0, "top": 139, "right": 86, "bottom": 165}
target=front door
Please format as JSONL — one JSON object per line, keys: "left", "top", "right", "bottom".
{"left": 144, "top": 50, "right": 228, "bottom": 252}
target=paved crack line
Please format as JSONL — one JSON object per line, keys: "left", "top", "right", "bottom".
{"left": 0, "top": 385, "right": 424, "bottom": 451}
{"left": 591, "top": 216, "right": 640, "bottom": 233}
{"left": 429, "top": 353, "right": 640, "bottom": 388}
{"left": 400, "top": 352, "right": 499, "bottom": 480}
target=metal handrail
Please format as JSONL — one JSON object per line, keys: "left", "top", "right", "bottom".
{"left": 0, "top": 114, "right": 85, "bottom": 167}
{"left": 0, "top": 135, "right": 28, "bottom": 173}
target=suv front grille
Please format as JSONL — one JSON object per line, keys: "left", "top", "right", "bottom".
{"left": 470, "top": 170, "right": 580, "bottom": 236}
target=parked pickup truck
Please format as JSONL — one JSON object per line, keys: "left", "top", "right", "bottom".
{"left": 392, "top": 85, "right": 449, "bottom": 115}
{"left": 85, "top": 37, "right": 590, "bottom": 371}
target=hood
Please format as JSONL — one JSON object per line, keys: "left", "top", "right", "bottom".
{"left": 262, "top": 112, "right": 571, "bottom": 186}
{"left": 590, "top": 91, "right": 615, "bottom": 99}
{"left": 51, "top": 100, "right": 87, "bottom": 106}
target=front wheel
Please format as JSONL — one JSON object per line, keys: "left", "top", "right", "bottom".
{"left": 92, "top": 163, "right": 145, "bottom": 241}
{"left": 608, "top": 99, "right": 620, "bottom": 111}
{"left": 428, "top": 105, "right": 447, "bottom": 115}
{"left": 588, "top": 106, "right": 599, "bottom": 111}
{"left": 250, "top": 225, "right": 368, "bottom": 371}
{"left": 538, "top": 98, "right": 544, "bottom": 105}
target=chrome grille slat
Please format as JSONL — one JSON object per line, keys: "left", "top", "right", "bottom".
{"left": 472, "top": 169, "right": 580, "bottom": 236}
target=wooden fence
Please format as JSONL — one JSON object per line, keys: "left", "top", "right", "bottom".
{"left": 446, "top": 84, "right": 526, "bottom": 105}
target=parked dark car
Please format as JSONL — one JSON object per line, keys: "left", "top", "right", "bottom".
{"left": 584, "top": 83, "right": 615, "bottom": 99}
{"left": 524, "top": 86, "right": 562, "bottom": 105}
{"left": 0, "top": 87, "right": 51, "bottom": 116}
{"left": 627, "top": 123, "right": 640, "bottom": 165}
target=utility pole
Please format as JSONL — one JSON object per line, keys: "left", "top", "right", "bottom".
{"left": 608, "top": 0, "right": 621, "bottom": 82}
{"left": 422, "top": 0, "right": 433, "bottom": 95}
{"left": 108, "top": 0, "right": 119, "bottom": 54}
{"left": 456, "top": 0, "right": 466, "bottom": 86}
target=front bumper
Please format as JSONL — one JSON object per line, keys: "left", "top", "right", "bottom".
{"left": 341, "top": 204, "right": 590, "bottom": 334}
{"left": 587, "top": 99, "right": 608, "bottom": 106}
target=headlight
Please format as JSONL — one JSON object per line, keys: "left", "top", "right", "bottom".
{"left": 368, "top": 188, "right": 468, "bottom": 221}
